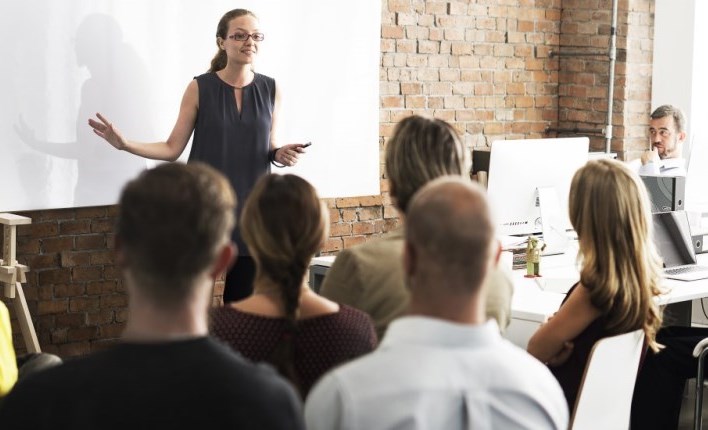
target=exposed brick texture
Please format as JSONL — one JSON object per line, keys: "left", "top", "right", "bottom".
{"left": 1, "top": 0, "right": 656, "bottom": 358}
{"left": 556, "top": 0, "right": 654, "bottom": 159}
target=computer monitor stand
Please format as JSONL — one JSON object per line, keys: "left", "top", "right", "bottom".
{"left": 537, "top": 186, "right": 570, "bottom": 256}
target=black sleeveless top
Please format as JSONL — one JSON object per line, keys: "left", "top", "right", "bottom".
{"left": 550, "top": 283, "right": 611, "bottom": 410}
{"left": 189, "top": 72, "right": 276, "bottom": 255}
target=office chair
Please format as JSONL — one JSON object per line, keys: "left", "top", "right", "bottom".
{"left": 570, "top": 329, "right": 646, "bottom": 430}
{"left": 692, "top": 337, "right": 708, "bottom": 430}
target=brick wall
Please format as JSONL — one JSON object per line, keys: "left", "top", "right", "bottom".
{"left": 555, "top": 0, "right": 654, "bottom": 158}
{"left": 1, "top": 207, "right": 125, "bottom": 357}
{"left": 2, "top": 0, "right": 656, "bottom": 358}
{"left": 621, "top": 0, "right": 655, "bottom": 160}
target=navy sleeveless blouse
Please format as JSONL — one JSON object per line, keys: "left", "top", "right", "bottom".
{"left": 189, "top": 72, "right": 276, "bottom": 255}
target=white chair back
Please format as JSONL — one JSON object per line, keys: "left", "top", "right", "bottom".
{"left": 570, "top": 329, "right": 645, "bottom": 430}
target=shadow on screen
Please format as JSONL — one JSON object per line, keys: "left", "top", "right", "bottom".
{"left": 12, "top": 13, "right": 151, "bottom": 209}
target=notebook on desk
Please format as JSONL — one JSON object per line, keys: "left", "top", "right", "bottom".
{"left": 653, "top": 211, "right": 708, "bottom": 281}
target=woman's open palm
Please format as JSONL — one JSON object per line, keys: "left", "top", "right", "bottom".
{"left": 88, "top": 112, "right": 127, "bottom": 150}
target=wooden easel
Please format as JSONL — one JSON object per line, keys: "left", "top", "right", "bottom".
{"left": 0, "top": 213, "right": 40, "bottom": 353}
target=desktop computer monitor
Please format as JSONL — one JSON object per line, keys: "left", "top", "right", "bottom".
{"left": 486, "top": 137, "right": 590, "bottom": 236}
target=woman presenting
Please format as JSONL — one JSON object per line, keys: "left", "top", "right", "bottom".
{"left": 88, "top": 9, "right": 307, "bottom": 302}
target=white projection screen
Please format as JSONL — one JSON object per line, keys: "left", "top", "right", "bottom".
{"left": 0, "top": 0, "right": 380, "bottom": 212}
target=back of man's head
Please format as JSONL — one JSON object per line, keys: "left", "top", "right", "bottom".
{"left": 116, "top": 162, "right": 236, "bottom": 306}
{"left": 385, "top": 115, "right": 468, "bottom": 214}
{"left": 405, "top": 177, "right": 496, "bottom": 298}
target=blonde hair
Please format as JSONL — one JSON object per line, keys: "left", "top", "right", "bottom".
{"left": 240, "top": 174, "right": 327, "bottom": 395}
{"left": 385, "top": 115, "right": 467, "bottom": 213}
{"left": 569, "top": 159, "right": 663, "bottom": 351}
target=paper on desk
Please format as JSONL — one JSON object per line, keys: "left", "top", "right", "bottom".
{"left": 534, "top": 266, "right": 580, "bottom": 294}
{"left": 498, "top": 235, "right": 528, "bottom": 250}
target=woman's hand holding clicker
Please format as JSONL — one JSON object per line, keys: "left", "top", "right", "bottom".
{"left": 275, "top": 143, "right": 309, "bottom": 167}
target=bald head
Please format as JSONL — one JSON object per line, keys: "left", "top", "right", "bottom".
{"left": 405, "top": 176, "right": 496, "bottom": 297}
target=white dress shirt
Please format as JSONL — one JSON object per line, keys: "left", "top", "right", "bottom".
{"left": 305, "top": 317, "right": 568, "bottom": 430}
{"left": 631, "top": 157, "right": 687, "bottom": 176}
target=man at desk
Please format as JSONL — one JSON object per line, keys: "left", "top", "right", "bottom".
{"left": 635, "top": 104, "right": 688, "bottom": 176}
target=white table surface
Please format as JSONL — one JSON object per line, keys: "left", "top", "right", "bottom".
{"left": 511, "top": 249, "right": 708, "bottom": 322}
{"left": 310, "top": 249, "right": 708, "bottom": 347}
{"left": 311, "top": 255, "right": 336, "bottom": 267}
{"left": 311, "top": 251, "right": 708, "bottom": 319}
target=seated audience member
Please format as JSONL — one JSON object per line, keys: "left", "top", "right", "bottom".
{"left": 210, "top": 174, "right": 377, "bottom": 398}
{"left": 319, "top": 114, "right": 513, "bottom": 339}
{"left": 15, "top": 352, "right": 62, "bottom": 381}
{"left": 0, "top": 301, "right": 17, "bottom": 399}
{"left": 632, "top": 104, "right": 688, "bottom": 176}
{"left": 528, "top": 159, "right": 708, "bottom": 429}
{"left": 1, "top": 301, "right": 62, "bottom": 406}
{"left": 306, "top": 177, "right": 568, "bottom": 430}
{"left": 527, "top": 159, "right": 664, "bottom": 412}
{"left": 0, "top": 163, "right": 304, "bottom": 429}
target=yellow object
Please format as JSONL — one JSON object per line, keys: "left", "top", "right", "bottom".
{"left": 0, "top": 301, "right": 18, "bottom": 397}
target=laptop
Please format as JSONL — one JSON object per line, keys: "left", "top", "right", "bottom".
{"left": 652, "top": 211, "right": 708, "bottom": 281}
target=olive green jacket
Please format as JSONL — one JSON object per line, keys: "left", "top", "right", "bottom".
{"left": 319, "top": 228, "right": 514, "bottom": 339}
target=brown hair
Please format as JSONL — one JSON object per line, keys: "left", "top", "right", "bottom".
{"left": 385, "top": 115, "right": 467, "bottom": 214}
{"left": 240, "top": 174, "right": 327, "bottom": 395}
{"left": 208, "top": 9, "right": 257, "bottom": 72}
{"left": 651, "top": 104, "right": 686, "bottom": 134}
{"left": 569, "top": 159, "right": 663, "bottom": 351}
{"left": 116, "top": 162, "right": 235, "bottom": 307}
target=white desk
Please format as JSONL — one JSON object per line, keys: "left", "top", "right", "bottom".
{"left": 309, "top": 255, "right": 336, "bottom": 293}
{"left": 309, "top": 252, "right": 708, "bottom": 348}
{"left": 506, "top": 251, "right": 708, "bottom": 348}
{"left": 505, "top": 249, "right": 579, "bottom": 348}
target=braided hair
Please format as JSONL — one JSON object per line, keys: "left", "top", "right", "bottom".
{"left": 240, "top": 174, "right": 327, "bottom": 396}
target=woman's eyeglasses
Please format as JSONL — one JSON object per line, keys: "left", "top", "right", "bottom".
{"left": 228, "top": 32, "right": 264, "bottom": 42}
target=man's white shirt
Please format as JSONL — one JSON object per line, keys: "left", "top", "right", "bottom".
{"left": 629, "top": 157, "right": 687, "bottom": 176}
{"left": 305, "top": 317, "right": 568, "bottom": 430}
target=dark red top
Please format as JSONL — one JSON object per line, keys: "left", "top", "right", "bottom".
{"left": 210, "top": 304, "right": 377, "bottom": 397}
